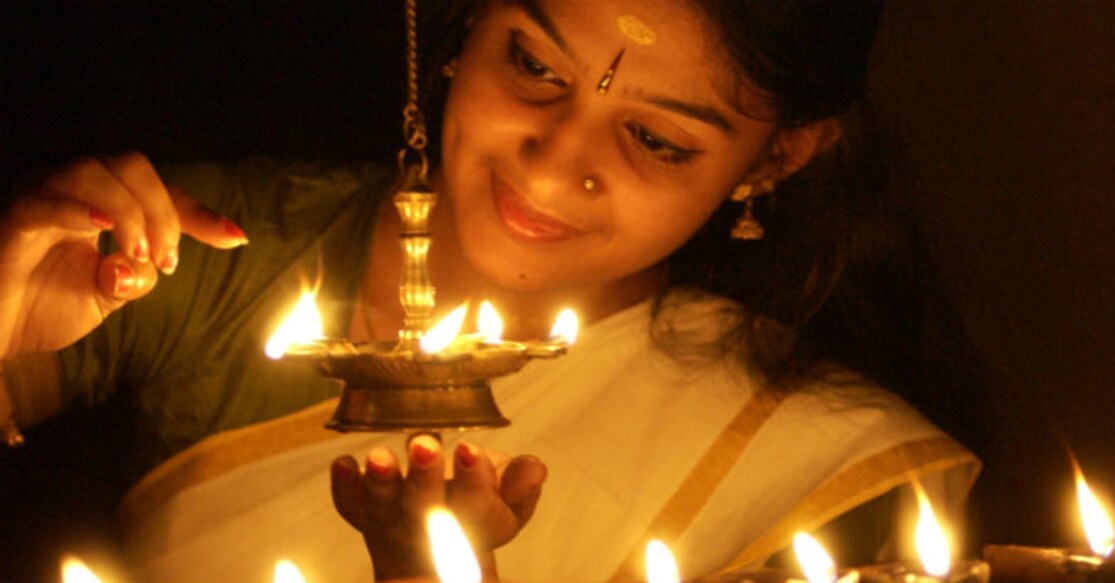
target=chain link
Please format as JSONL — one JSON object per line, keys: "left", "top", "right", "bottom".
{"left": 402, "top": 0, "right": 428, "bottom": 152}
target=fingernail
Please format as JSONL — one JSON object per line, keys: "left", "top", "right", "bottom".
{"left": 89, "top": 208, "right": 114, "bottom": 230}
{"left": 367, "top": 447, "right": 394, "bottom": 478}
{"left": 221, "top": 217, "right": 249, "bottom": 245}
{"left": 410, "top": 435, "right": 440, "bottom": 468}
{"left": 332, "top": 459, "right": 355, "bottom": 482}
{"left": 456, "top": 442, "right": 478, "bottom": 469}
{"left": 133, "top": 237, "right": 150, "bottom": 263}
{"left": 158, "top": 247, "right": 178, "bottom": 275}
{"left": 113, "top": 264, "right": 136, "bottom": 296}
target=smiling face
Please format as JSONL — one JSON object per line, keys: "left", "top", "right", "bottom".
{"left": 440, "top": 0, "right": 781, "bottom": 293}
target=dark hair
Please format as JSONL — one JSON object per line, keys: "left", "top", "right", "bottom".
{"left": 665, "top": 1, "right": 987, "bottom": 454}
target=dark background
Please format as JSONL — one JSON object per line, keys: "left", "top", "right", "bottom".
{"left": 2, "top": 0, "right": 1113, "bottom": 580}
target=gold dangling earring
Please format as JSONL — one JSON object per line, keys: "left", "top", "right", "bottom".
{"left": 729, "top": 180, "right": 773, "bottom": 241}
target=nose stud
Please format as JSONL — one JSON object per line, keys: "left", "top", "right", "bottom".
{"left": 583, "top": 177, "right": 598, "bottom": 191}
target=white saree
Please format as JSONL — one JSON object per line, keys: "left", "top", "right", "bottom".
{"left": 121, "top": 296, "right": 979, "bottom": 582}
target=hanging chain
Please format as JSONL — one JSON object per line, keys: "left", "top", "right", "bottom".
{"left": 402, "top": 0, "right": 428, "bottom": 153}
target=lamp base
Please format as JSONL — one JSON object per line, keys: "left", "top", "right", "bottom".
{"left": 327, "top": 383, "right": 511, "bottom": 432}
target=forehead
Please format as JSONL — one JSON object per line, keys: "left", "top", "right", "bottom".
{"left": 499, "top": 0, "right": 742, "bottom": 106}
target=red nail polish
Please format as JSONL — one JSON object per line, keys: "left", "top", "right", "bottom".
{"left": 134, "top": 238, "right": 150, "bottom": 262}
{"left": 89, "top": 208, "right": 114, "bottom": 230}
{"left": 411, "top": 439, "right": 439, "bottom": 467}
{"left": 456, "top": 443, "right": 478, "bottom": 469}
{"left": 159, "top": 247, "right": 178, "bottom": 275}
{"left": 221, "top": 217, "right": 248, "bottom": 243}
{"left": 332, "top": 460, "right": 354, "bottom": 482}
{"left": 367, "top": 460, "right": 390, "bottom": 479}
{"left": 113, "top": 264, "right": 136, "bottom": 296}
{"left": 366, "top": 447, "right": 395, "bottom": 478}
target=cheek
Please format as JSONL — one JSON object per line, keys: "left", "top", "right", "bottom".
{"left": 610, "top": 188, "right": 728, "bottom": 266}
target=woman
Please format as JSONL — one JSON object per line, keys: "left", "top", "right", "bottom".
{"left": 0, "top": 0, "right": 981, "bottom": 581}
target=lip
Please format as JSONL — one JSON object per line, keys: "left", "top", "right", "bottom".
{"left": 491, "top": 174, "right": 586, "bottom": 242}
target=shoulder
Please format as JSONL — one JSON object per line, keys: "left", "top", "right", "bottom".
{"left": 158, "top": 158, "right": 394, "bottom": 230}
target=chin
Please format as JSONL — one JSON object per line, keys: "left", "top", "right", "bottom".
{"left": 461, "top": 237, "right": 578, "bottom": 293}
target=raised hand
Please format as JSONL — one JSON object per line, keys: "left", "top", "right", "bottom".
{"left": 0, "top": 152, "right": 249, "bottom": 360}
{"left": 331, "top": 434, "right": 547, "bottom": 580}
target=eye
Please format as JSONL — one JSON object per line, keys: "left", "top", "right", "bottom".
{"left": 624, "top": 122, "right": 699, "bottom": 165}
{"left": 507, "top": 32, "right": 567, "bottom": 87}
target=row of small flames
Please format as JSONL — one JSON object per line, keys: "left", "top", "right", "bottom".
{"left": 265, "top": 290, "right": 578, "bottom": 360}
{"left": 58, "top": 428, "right": 1114, "bottom": 583}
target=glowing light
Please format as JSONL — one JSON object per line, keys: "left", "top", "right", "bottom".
{"left": 420, "top": 304, "right": 468, "bottom": 353}
{"left": 550, "top": 308, "right": 579, "bottom": 344}
{"left": 426, "top": 507, "right": 482, "bottom": 583}
{"left": 61, "top": 557, "right": 102, "bottom": 583}
{"left": 793, "top": 532, "right": 837, "bottom": 583}
{"left": 1072, "top": 457, "right": 1115, "bottom": 558}
{"left": 266, "top": 291, "right": 324, "bottom": 359}
{"left": 645, "top": 540, "right": 680, "bottom": 583}
{"left": 914, "top": 486, "right": 952, "bottom": 577}
{"left": 478, "top": 301, "right": 503, "bottom": 343}
{"left": 273, "top": 560, "right": 308, "bottom": 583}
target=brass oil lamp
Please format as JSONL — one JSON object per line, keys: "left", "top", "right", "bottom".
{"left": 266, "top": 0, "right": 575, "bottom": 433}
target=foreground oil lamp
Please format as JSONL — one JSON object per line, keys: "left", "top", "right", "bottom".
{"left": 264, "top": 154, "right": 577, "bottom": 431}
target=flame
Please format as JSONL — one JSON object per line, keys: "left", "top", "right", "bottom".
{"left": 1072, "top": 457, "right": 1115, "bottom": 558}
{"left": 645, "top": 539, "right": 680, "bottom": 583}
{"left": 426, "top": 507, "right": 482, "bottom": 583}
{"left": 914, "top": 485, "right": 952, "bottom": 577}
{"left": 478, "top": 301, "right": 503, "bottom": 343}
{"left": 421, "top": 304, "right": 469, "bottom": 353}
{"left": 793, "top": 532, "right": 837, "bottom": 583}
{"left": 266, "top": 290, "right": 324, "bottom": 359}
{"left": 273, "top": 560, "right": 308, "bottom": 583}
{"left": 550, "top": 308, "right": 579, "bottom": 344}
{"left": 61, "top": 557, "right": 102, "bottom": 583}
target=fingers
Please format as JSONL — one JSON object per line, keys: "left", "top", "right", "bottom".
{"left": 452, "top": 442, "right": 499, "bottom": 489}
{"left": 169, "top": 186, "right": 250, "bottom": 250}
{"left": 1, "top": 193, "right": 112, "bottom": 236}
{"left": 403, "top": 434, "right": 448, "bottom": 514}
{"left": 500, "top": 455, "right": 548, "bottom": 529}
{"left": 332, "top": 438, "right": 450, "bottom": 533}
{"left": 447, "top": 443, "right": 545, "bottom": 550}
{"left": 40, "top": 154, "right": 169, "bottom": 271}
{"left": 98, "top": 152, "right": 181, "bottom": 274}
{"left": 28, "top": 153, "right": 250, "bottom": 277}
{"left": 331, "top": 455, "right": 370, "bottom": 530}
{"left": 95, "top": 252, "right": 160, "bottom": 311}
{"left": 361, "top": 446, "right": 403, "bottom": 512}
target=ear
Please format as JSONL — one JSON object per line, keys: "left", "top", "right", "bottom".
{"left": 749, "top": 117, "right": 843, "bottom": 182}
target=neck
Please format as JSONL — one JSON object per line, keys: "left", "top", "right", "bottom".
{"left": 354, "top": 169, "right": 663, "bottom": 342}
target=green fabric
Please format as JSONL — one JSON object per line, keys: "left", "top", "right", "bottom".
{"left": 58, "top": 158, "right": 392, "bottom": 480}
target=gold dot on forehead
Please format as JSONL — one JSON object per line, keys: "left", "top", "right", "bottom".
{"left": 616, "top": 14, "right": 657, "bottom": 46}
{"left": 595, "top": 48, "right": 626, "bottom": 95}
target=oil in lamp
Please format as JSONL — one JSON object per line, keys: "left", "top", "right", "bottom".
{"left": 267, "top": 0, "right": 575, "bottom": 432}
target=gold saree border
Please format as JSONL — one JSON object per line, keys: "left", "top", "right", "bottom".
{"left": 610, "top": 390, "right": 783, "bottom": 581}
{"left": 120, "top": 398, "right": 340, "bottom": 528}
{"left": 713, "top": 435, "right": 981, "bottom": 575}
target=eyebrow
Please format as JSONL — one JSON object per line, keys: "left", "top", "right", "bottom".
{"left": 640, "top": 94, "right": 736, "bottom": 133}
{"left": 509, "top": 0, "right": 736, "bottom": 134}
{"left": 511, "top": 0, "right": 571, "bottom": 55}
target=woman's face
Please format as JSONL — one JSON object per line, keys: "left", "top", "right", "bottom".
{"left": 441, "top": 0, "right": 778, "bottom": 292}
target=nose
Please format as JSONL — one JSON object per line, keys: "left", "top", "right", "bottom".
{"left": 518, "top": 104, "right": 605, "bottom": 198}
